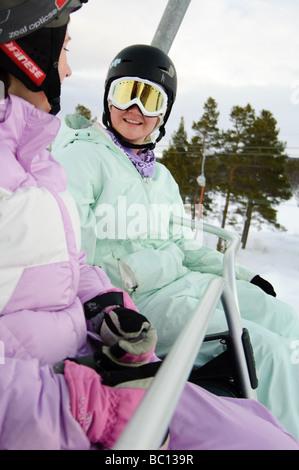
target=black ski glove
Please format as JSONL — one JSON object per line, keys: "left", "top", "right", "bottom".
{"left": 250, "top": 275, "right": 276, "bottom": 297}
{"left": 83, "top": 290, "right": 157, "bottom": 365}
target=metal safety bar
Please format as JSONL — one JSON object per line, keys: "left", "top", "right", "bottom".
{"left": 113, "top": 218, "right": 257, "bottom": 450}
{"left": 113, "top": 277, "right": 225, "bottom": 450}
{"left": 174, "top": 215, "right": 241, "bottom": 313}
{"left": 173, "top": 215, "right": 256, "bottom": 401}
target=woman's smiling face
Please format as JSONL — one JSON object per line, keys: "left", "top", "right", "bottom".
{"left": 110, "top": 104, "right": 159, "bottom": 151}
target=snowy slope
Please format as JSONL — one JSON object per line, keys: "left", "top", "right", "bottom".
{"left": 197, "top": 197, "right": 299, "bottom": 315}
{"left": 212, "top": 198, "right": 299, "bottom": 316}
{"left": 235, "top": 199, "right": 299, "bottom": 316}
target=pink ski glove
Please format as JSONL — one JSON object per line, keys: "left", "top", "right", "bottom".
{"left": 64, "top": 360, "right": 145, "bottom": 448}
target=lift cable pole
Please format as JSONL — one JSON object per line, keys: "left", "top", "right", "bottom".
{"left": 151, "top": 0, "right": 192, "bottom": 53}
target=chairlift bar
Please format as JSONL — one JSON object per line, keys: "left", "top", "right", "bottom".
{"left": 173, "top": 215, "right": 255, "bottom": 398}
{"left": 172, "top": 215, "right": 241, "bottom": 314}
{"left": 114, "top": 218, "right": 256, "bottom": 449}
{"left": 221, "top": 286, "right": 257, "bottom": 400}
{"left": 113, "top": 277, "right": 225, "bottom": 450}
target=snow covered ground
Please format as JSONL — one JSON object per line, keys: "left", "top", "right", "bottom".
{"left": 203, "top": 197, "right": 299, "bottom": 317}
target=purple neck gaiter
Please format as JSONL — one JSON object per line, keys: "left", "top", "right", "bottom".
{"left": 106, "top": 129, "right": 156, "bottom": 179}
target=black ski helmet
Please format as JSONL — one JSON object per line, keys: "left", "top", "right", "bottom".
{"left": 103, "top": 44, "right": 177, "bottom": 149}
{"left": 0, "top": 0, "right": 88, "bottom": 114}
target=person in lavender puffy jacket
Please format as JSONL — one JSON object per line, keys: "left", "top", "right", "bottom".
{"left": 0, "top": 0, "right": 299, "bottom": 451}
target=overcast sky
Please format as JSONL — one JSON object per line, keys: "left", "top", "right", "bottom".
{"left": 59, "top": 0, "right": 299, "bottom": 158}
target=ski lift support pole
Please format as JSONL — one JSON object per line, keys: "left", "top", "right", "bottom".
{"left": 151, "top": 0, "right": 192, "bottom": 53}
{"left": 196, "top": 152, "right": 206, "bottom": 220}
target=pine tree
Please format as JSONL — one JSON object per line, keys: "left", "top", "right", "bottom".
{"left": 190, "top": 97, "right": 222, "bottom": 218}
{"left": 160, "top": 117, "right": 190, "bottom": 201}
{"left": 238, "top": 110, "right": 292, "bottom": 248}
{"left": 74, "top": 104, "right": 97, "bottom": 123}
{"left": 191, "top": 97, "right": 220, "bottom": 161}
{"left": 159, "top": 99, "right": 293, "bottom": 250}
{"left": 285, "top": 158, "right": 299, "bottom": 206}
{"left": 215, "top": 104, "right": 255, "bottom": 250}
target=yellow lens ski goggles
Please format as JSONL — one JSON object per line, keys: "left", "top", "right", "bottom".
{"left": 108, "top": 77, "right": 168, "bottom": 117}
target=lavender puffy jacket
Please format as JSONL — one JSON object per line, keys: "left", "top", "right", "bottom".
{"left": 0, "top": 95, "right": 115, "bottom": 449}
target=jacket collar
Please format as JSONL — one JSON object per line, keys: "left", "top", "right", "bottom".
{"left": 0, "top": 95, "right": 66, "bottom": 192}
{"left": 0, "top": 94, "right": 60, "bottom": 171}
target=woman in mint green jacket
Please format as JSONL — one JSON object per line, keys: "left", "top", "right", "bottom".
{"left": 53, "top": 44, "right": 299, "bottom": 439}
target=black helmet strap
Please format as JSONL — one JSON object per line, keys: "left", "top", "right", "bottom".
{"left": 46, "top": 25, "right": 67, "bottom": 115}
{"left": 106, "top": 125, "right": 163, "bottom": 151}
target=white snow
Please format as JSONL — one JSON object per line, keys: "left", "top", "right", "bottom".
{"left": 203, "top": 197, "right": 299, "bottom": 316}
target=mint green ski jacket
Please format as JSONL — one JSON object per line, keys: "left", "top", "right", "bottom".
{"left": 53, "top": 114, "right": 256, "bottom": 295}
